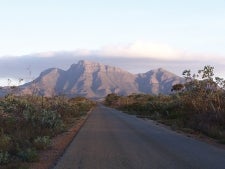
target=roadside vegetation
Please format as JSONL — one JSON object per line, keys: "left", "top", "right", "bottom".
{"left": 105, "top": 66, "right": 225, "bottom": 144}
{"left": 0, "top": 94, "right": 95, "bottom": 169}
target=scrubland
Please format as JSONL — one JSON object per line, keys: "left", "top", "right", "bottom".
{"left": 105, "top": 66, "right": 225, "bottom": 144}
{"left": 0, "top": 95, "right": 95, "bottom": 169}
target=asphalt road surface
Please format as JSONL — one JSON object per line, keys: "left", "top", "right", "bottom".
{"left": 54, "top": 105, "right": 225, "bottom": 169}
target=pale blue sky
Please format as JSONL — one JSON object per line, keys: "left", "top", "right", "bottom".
{"left": 0, "top": 0, "right": 225, "bottom": 86}
{"left": 0, "top": 0, "right": 225, "bottom": 56}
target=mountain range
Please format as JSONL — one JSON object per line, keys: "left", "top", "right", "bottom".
{"left": 2, "top": 60, "right": 184, "bottom": 99}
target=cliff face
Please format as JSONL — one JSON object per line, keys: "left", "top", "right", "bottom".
{"left": 18, "top": 60, "right": 184, "bottom": 99}
{"left": 136, "top": 68, "right": 184, "bottom": 94}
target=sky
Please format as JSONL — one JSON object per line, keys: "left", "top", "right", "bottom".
{"left": 0, "top": 0, "right": 225, "bottom": 85}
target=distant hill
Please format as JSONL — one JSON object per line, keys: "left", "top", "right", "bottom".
{"left": 136, "top": 68, "right": 184, "bottom": 94}
{"left": 3, "top": 60, "right": 184, "bottom": 99}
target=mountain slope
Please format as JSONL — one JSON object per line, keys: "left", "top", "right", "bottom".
{"left": 18, "top": 60, "right": 184, "bottom": 99}
{"left": 58, "top": 60, "right": 139, "bottom": 98}
{"left": 21, "top": 68, "right": 65, "bottom": 96}
{"left": 137, "top": 68, "right": 184, "bottom": 94}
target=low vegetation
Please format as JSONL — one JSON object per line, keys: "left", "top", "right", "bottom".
{"left": 0, "top": 95, "right": 95, "bottom": 169}
{"left": 105, "top": 66, "right": 225, "bottom": 143}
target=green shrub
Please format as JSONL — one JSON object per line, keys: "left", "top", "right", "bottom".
{"left": 33, "top": 136, "right": 51, "bottom": 150}
{"left": 0, "top": 151, "right": 10, "bottom": 164}
{"left": 39, "top": 110, "right": 64, "bottom": 130}
{"left": 17, "top": 148, "right": 38, "bottom": 162}
{"left": 104, "top": 93, "right": 120, "bottom": 106}
{"left": 0, "top": 95, "right": 95, "bottom": 167}
{"left": 0, "top": 134, "right": 11, "bottom": 151}
{"left": 23, "top": 109, "right": 64, "bottom": 132}
{"left": 0, "top": 129, "right": 12, "bottom": 151}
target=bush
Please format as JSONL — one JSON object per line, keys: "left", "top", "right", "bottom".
{"left": 0, "top": 134, "right": 11, "bottom": 152}
{"left": 39, "top": 110, "right": 64, "bottom": 130}
{"left": 105, "top": 65, "right": 225, "bottom": 142}
{"left": 17, "top": 148, "right": 38, "bottom": 162}
{"left": 0, "top": 151, "right": 10, "bottom": 164}
{"left": 23, "top": 109, "right": 64, "bottom": 134}
{"left": 33, "top": 136, "right": 51, "bottom": 150}
{"left": 0, "top": 95, "right": 95, "bottom": 167}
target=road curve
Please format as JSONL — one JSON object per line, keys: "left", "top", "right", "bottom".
{"left": 54, "top": 105, "right": 225, "bottom": 169}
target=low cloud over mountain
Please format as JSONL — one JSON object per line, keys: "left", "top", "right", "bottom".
{"left": 1, "top": 42, "right": 225, "bottom": 87}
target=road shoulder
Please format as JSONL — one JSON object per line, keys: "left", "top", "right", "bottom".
{"left": 30, "top": 109, "right": 93, "bottom": 169}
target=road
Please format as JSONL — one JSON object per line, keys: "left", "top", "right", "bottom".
{"left": 54, "top": 105, "right": 225, "bottom": 169}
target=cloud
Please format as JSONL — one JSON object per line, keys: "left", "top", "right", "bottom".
{"left": 0, "top": 41, "right": 225, "bottom": 86}
{"left": 96, "top": 41, "right": 225, "bottom": 62}
{"left": 0, "top": 78, "right": 23, "bottom": 87}
{"left": 97, "top": 41, "right": 182, "bottom": 60}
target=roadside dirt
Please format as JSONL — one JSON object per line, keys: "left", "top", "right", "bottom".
{"left": 29, "top": 111, "right": 91, "bottom": 169}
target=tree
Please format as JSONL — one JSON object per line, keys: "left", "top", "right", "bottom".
{"left": 171, "top": 84, "right": 185, "bottom": 92}
{"left": 104, "top": 93, "right": 120, "bottom": 106}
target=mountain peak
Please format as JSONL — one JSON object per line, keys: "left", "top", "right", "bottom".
{"left": 70, "top": 60, "right": 103, "bottom": 69}
{"left": 77, "top": 60, "right": 96, "bottom": 65}
{"left": 39, "top": 68, "right": 64, "bottom": 77}
{"left": 73, "top": 60, "right": 126, "bottom": 73}
{"left": 17, "top": 60, "right": 184, "bottom": 99}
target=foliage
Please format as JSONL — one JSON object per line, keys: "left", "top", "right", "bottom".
{"left": 17, "top": 148, "right": 38, "bottom": 162}
{"left": 171, "top": 84, "right": 185, "bottom": 92}
{"left": 0, "top": 95, "right": 95, "bottom": 167}
{"left": 105, "top": 65, "right": 225, "bottom": 142}
{"left": 0, "top": 151, "right": 10, "bottom": 164}
{"left": 23, "top": 109, "right": 64, "bottom": 132}
{"left": 33, "top": 136, "right": 51, "bottom": 150}
{"left": 0, "top": 133, "right": 12, "bottom": 152}
{"left": 104, "top": 93, "right": 120, "bottom": 106}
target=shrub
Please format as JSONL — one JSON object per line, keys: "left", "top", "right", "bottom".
{"left": 0, "top": 129, "right": 12, "bottom": 152}
{"left": 104, "top": 93, "right": 120, "bottom": 106}
{"left": 39, "top": 110, "right": 64, "bottom": 130}
{"left": 0, "top": 95, "right": 95, "bottom": 167}
{"left": 23, "top": 109, "right": 64, "bottom": 133}
{"left": 33, "top": 136, "right": 51, "bottom": 150}
{"left": 105, "top": 65, "right": 225, "bottom": 142}
{"left": 17, "top": 148, "right": 38, "bottom": 162}
{"left": 0, "top": 151, "right": 10, "bottom": 164}
{"left": 0, "top": 134, "right": 11, "bottom": 151}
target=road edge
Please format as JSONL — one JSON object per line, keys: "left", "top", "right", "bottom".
{"left": 50, "top": 108, "right": 94, "bottom": 169}
{"left": 30, "top": 107, "right": 94, "bottom": 169}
